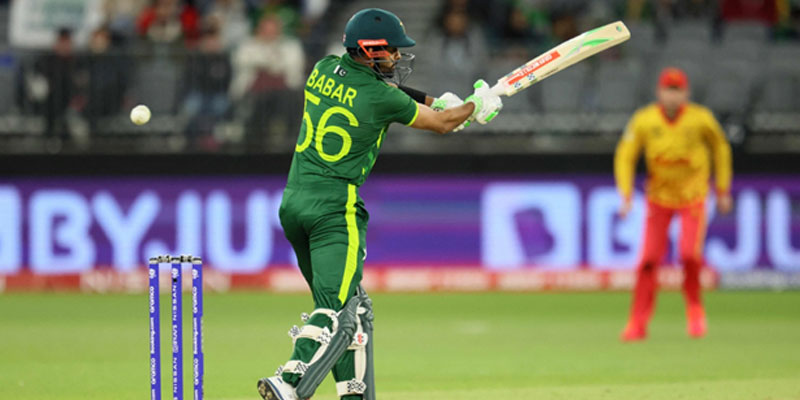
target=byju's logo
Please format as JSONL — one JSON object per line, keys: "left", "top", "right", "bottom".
{"left": 481, "top": 183, "right": 580, "bottom": 269}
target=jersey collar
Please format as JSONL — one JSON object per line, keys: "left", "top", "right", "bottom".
{"left": 342, "top": 53, "right": 381, "bottom": 79}
{"left": 658, "top": 103, "right": 686, "bottom": 126}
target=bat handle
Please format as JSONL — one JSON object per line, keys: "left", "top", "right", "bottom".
{"left": 490, "top": 82, "right": 507, "bottom": 97}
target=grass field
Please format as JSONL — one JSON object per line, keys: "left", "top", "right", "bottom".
{"left": 1, "top": 290, "right": 799, "bottom": 400}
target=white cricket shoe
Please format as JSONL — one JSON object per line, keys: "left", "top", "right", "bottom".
{"left": 257, "top": 376, "right": 298, "bottom": 400}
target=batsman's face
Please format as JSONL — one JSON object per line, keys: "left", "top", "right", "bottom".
{"left": 375, "top": 47, "right": 401, "bottom": 73}
{"left": 657, "top": 87, "right": 689, "bottom": 112}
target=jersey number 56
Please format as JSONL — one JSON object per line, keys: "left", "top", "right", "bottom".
{"left": 296, "top": 90, "right": 359, "bottom": 163}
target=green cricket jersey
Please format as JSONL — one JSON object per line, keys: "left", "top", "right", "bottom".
{"left": 279, "top": 54, "right": 416, "bottom": 385}
{"left": 286, "top": 53, "right": 420, "bottom": 187}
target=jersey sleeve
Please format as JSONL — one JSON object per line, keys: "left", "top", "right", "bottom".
{"left": 702, "top": 108, "right": 733, "bottom": 195}
{"left": 374, "top": 84, "right": 420, "bottom": 126}
{"left": 614, "top": 110, "right": 645, "bottom": 200}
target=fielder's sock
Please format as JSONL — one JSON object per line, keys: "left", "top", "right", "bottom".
{"left": 682, "top": 260, "right": 703, "bottom": 309}
{"left": 630, "top": 264, "right": 657, "bottom": 330}
{"left": 686, "top": 303, "right": 707, "bottom": 338}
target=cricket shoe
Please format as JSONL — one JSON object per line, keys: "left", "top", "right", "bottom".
{"left": 257, "top": 376, "right": 299, "bottom": 400}
{"left": 687, "top": 305, "right": 707, "bottom": 338}
{"left": 620, "top": 320, "right": 647, "bottom": 342}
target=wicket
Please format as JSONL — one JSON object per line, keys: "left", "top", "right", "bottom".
{"left": 149, "top": 255, "right": 204, "bottom": 400}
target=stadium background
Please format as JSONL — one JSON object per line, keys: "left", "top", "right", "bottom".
{"left": 1, "top": 2, "right": 800, "bottom": 400}
{"left": 1, "top": 0, "right": 799, "bottom": 291}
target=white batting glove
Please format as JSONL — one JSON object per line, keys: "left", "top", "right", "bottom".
{"left": 465, "top": 79, "right": 503, "bottom": 125}
{"left": 432, "top": 92, "right": 470, "bottom": 132}
{"left": 431, "top": 92, "right": 463, "bottom": 111}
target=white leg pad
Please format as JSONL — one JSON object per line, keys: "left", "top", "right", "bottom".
{"left": 281, "top": 307, "right": 340, "bottom": 377}
{"left": 308, "top": 308, "right": 339, "bottom": 332}
{"left": 303, "top": 309, "right": 343, "bottom": 366}
{"left": 288, "top": 325, "right": 333, "bottom": 345}
{"left": 336, "top": 305, "right": 369, "bottom": 397}
{"left": 294, "top": 297, "right": 363, "bottom": 399}
{"left": 336, "top": 379, "right": 367, "bottom": 397}
{"left": 282, "top": 360, "right": 309, "bottom": 376}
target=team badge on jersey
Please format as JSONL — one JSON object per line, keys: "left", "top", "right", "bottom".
{"left": 334, "top": 65, "right": 348, "bottom": 77}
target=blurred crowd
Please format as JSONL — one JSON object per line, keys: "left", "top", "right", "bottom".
{"left": 4, "top": 0, "right": 799, "bottom": 153}
{"left": 420, "top": 0, "right": 799, "bottom": 92}
{"left": 13, "top": 0, "right": 351, "bottom": 150}
{"left": 437, "top": 0, "right": 800, "bottom": 50}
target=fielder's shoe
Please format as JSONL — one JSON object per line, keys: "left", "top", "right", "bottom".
{"left": 620, "top": 320, "right": 647, "bottom": 342}
{"left": 687, "top": 305, "right": 707, "bottom": 338}
{"left": 257, "top": 376, "right": 298, "bottom": 400}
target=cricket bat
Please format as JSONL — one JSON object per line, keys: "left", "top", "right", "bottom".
{"left": 490, "top": 21, "right": 631, "bottom": 97}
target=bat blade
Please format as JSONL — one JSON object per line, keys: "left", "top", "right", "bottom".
{"left": 491, "top": 21, "right": 631, "bottom": 97}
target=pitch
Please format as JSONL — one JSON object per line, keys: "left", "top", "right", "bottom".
{"left": 1, "top": 291, "right": 798, "bottom": 399}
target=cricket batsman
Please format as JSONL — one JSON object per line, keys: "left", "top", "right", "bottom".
{"left": 616, "top": 67, "right": 733, "bottom": 342}
{"left": 257, "top": 8, "right": 502, "bottom": 400}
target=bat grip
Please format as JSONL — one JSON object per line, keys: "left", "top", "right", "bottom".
{"left": 490, "top": 83, "right": 507, "bottom": 97}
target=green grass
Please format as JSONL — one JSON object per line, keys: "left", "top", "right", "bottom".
{"left": 1, "top": 291, "right": 799, "bottom": 399}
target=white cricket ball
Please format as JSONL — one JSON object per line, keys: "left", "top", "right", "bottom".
{"left": 130, "top": 104, "right": 151, "bottom": 125}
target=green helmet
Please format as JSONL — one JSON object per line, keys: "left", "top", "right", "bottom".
{"left": 343, "top": 8, "right": 415, "bottom": 50}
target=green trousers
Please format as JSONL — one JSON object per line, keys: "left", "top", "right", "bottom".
{"left": 278, "top": 182, "right": 368, "bottom": 399}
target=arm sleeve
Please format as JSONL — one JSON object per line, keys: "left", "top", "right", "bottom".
{"left": 375, "top": 85, "right": 420, "bottom": 126}
{"left": 614, "top": 112, "right": 644, "bottom": 200}
{"left": 397, "top": 85, "right": 428, "bottom": 104}
{"left": 704, "top": 109, "right": 733, "bottom": 195}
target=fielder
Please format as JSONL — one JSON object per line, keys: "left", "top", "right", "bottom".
{"left": 615, "top": 67, "right": 733, "bottom": 342}
{"left": 257, "top": 8, "right": 502, "bottom": 400}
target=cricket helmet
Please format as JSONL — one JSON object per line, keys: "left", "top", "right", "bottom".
{"left": 343, "top": 8, "right": 416, "bottom": 54}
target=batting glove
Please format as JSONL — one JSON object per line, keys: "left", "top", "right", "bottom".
{"left": 465, "top": 79, "right": 503, "bottom": 125}
{"left": 431, "top": 92, "right": 464, "bottom": 111}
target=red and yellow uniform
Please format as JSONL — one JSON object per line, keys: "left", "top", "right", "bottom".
{"left": 615, "top": 68, "right": 732, "bottom": 341}
{"left": 615, "top": 103, "right": 732, "bottom": 208}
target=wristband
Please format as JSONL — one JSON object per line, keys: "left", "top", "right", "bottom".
{"left": 398, "top": 85, "right": 427, "bottom": 104}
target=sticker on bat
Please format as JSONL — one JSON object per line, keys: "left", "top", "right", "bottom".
{"left": 505, "top": 51, "right": 561, "bottom": 86}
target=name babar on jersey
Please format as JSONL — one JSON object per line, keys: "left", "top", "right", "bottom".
{"left": 306, "top": 67, "right": 358, "bottom": 108}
